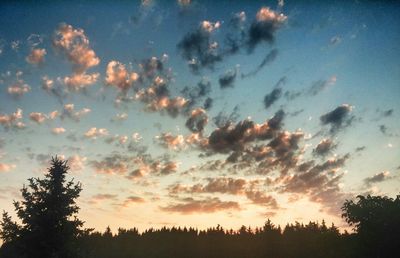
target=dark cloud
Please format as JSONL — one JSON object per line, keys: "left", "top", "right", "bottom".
{"left": 160, "top": 197, "right": 240, "bottom": 214}
{"left": 121, "top": 196, "right": 146, "bottom": 207}
{"left": 379, "top": 125, "right": 387, "bottom": 135}
{"left": 313, "top": 139, "right": 336, "bottom": 157}
{"left": 212, "top": 105, "right": 240, "bottom": 128}
{"left": 169, "top": 177, "right": 247, "bottom": 195}
{"left": 139, "top": 56, "right": 165, "bottom": 80}
{"left": 135, "top": 76, "right": 188, "bottom": 118}
{"left": 355, "top": 146, "right": 366, "bottom": 152}
{"left": 90, "top": 153, "right": 130, "bottom": 175}
{"left": 181, "top": 79, "right": 211, "bottom": 111}
{"left": 176, "top": 7, "right": 287, "bottom": 72}
{"left": 177, "top": 21, "right": 222, "bottom": 73}
{"left": 320, "top": 104, "right": 353, "bottom": 133}
{"left": 208, "top": 109, "right": 285, "bottom": 153}
{"left": 382, "top": 109, "right": 394, "bottom": 117}
{"left": 91, "top": 151, "right": 179, "bottom": 178}
{"left": 203, "top": 97, "right": 213, "bottom": 110}
{"left": 245, "top": 190, "right": 278, "bottom": 208}
{"left": 247, "top": 7, "right": 287, "bottom": 51}
{"left": 185, "top": 108, "right": 208, "bottom": 133}
{"left": 219, "top": 69, "right": 237, "bottom": 89}
{"left": 264, "top": 88, "right": 282, "bottom": 109}
{"left": 282, "top": 154, "right": 350, "bottom": 215}
{"left": 307, "top": 76, "right": 336, "bottom": 96}
{"left": 241, "top": 48, "right": 278, "bottom": 78}
{"left": 364, "top": 171, "right": 391, "bottom": 186}
{"left": 283, "top": 76, "right": 336, "bottom": 101}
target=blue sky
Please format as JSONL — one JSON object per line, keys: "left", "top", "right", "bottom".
{"left": 0, "top": 0, "right": 399, "bottom": 232}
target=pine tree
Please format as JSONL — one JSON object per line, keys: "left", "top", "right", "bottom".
{"left": 0, "top": 156, "right": 86, "bottom": 258}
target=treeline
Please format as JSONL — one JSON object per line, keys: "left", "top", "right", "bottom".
{"left": 1, "top": 157, "right": 399, "bottom": 258}
{"left": 76, "top": 220, "right": 355, "bottom": 258}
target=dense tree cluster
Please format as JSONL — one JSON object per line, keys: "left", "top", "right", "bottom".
{"left": 1, "top": 157, "right": 399, "bottom": 258}
{"left": 77, "top": 221, "right": 351, "bottom": 258}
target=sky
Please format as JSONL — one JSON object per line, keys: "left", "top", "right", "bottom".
{"left": 0, "top": 0, "right": 399, "bottom": 233}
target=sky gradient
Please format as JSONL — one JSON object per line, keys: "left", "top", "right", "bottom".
{"left": 0, "top": 0, "right": 399, "bottom": 232}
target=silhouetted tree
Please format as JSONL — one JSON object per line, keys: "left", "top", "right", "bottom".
{"left": 342, "top": 194, "right": 400, "bottom": 257}
{"left": 0, "top": 156, "right": 86, "bottom": 258}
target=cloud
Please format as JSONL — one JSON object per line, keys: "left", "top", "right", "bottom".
{"left": 105, "top": 60, "right": 139, "bottom": 92}
{"left": 230, "top": 11, "right": 246, "bottom": 31}
{"left": 219, "top": 68, "right": 238, "bottom": 89}
{"left": 26, "top": 48, "right": 46, "bottom": 65}
{"left": 138, "top": 55, "right": 168, "bottom": 80}
{"left": 382, "top": 109, "right": 394, "bottom": 117}
{"left": 91, "top": 153, "right": 130, "bottom": 175}
{"left": 67, "top": 154, "right": 87, "bottom": 171}
{"left": 169, "top": 178, "right": 247, "bottom": 195}
{"left": 355, "top": 146, "right": 366, "bottom": 152}
{"left": 0, "top": 108, "right": 26, "bottom": 130}
{"left": 248, "top": 7, "right": 287, "bottom": 51}
{"left": 245, "top": 190, "right": 278, "bottom": 208}
{"left": 307, "top": 76, "right": 336, "bottom": 96}
{"left": 63, "top": 72, "right": 99, "bottom": 92}
{"left": 7, "top": 79, "right": 31, "bottom": 98}
{"left": 84, "top": 127, "right": 109, "bottom": 139}
{"left": 127, "top": 158, "right": 180, "bottom": 178}
{"left": 212, "top": 105, "right": 240, "bottom": 128}
{"left": 29, "top": 112, "right": 47, "bottom": 124}
{"left": 177, "top": 20, "right": 222, "bottom": 72}
{"left": 121, "top": 196, "right": 146, "bottom": 207}
{"left": 89, "top": 193, "right": 118, "bottom": 205}
{"left": 160, "top": 197, "right": 240, "bottom": 214}
{"left": 177, "top": 0, "right": 191, "bottom": 7}
{"left": 264, "top": 88, "right": 282, "bottom": 109}
{"left": 111, "top": 112, "right": 128, "bottom": 122}
{"left": 61, "top": 103, "right": 91, "bottom": 122}
{"left": 280, "top": 154, "right": 350, "bottom": 215}
{"left": 0, "top": 163, "right": 16, "bottom": 172}
{"left": 92, "top": 194, "right": 118, "bottom": 201}
{"left": 53, "top": 23, "right": 100, "bottom": 74}
{"left": 203, "top": 97, "right": 213, "bottom": 110}
{"left": 29, "top": 111, "right": 58, "bottom": 124}
{"left": 208, "top": 109, "right": 285, "bottom": 153}
{"left": 156, "top": 133, "right": 185, "bottom": 150}
{"left": 41, "top": 76, "right": 66, "bottom": 103}
{"left": 135, "top": 77, "right": 188, "bottom": 117}
{"left": 313, "top": 139, "right": 336, "bottom": 156}
{"left": 92, "top": 152, "right": 179, "bottom": 178}
{"left": 284, "top": 76, "right": 336, "bottom": 101}
{"left": 320, "top": 104, "right": 353, "bottom": 133}
{"left": 364, "top": 171, "right": 391, "bottom": 186}
{"left": 51, "top": 127, "right": 66, "bottom": 135}
{"left": 329, "top": 36, "right": 342, "bottom": 46}
{"left": 181, "top": 78, "right": 212, "bottom": 110}
{"left": 242, "top": 48, "right": 278, "bottom": 78}
{"left": 185, "top": 108, "right": 208, "bottom": 132}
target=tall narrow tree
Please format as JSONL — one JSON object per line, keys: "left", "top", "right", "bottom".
{"left": 0, "top": 156, "right": 86, "bottom": 258}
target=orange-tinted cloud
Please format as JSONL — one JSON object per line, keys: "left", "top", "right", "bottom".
{"left": 0, "top": 108, "right": 25, "bottom": 130}
{"left": 161, "top": 197, "right": 240, "bottom": 214}
{"left": 53, "top": 23, "right": 100, "bottom": 73}
{"left": 26, "top": 48, "right": 47, "bottom": 65}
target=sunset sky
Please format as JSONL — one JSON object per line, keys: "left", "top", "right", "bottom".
{"left": 0, "top": 0, "right": 399, "bottom": 233}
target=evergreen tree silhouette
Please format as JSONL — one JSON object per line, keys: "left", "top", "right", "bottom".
{"left": 0, "top": 156, "right": 86, "bottom": 258}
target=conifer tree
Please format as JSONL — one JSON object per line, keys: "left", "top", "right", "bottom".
{"left": 0, "top": 156, "right": 85, "bottom": 258}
